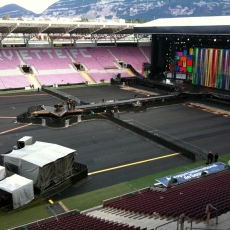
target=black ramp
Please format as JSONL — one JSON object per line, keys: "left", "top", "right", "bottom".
{"left": 120, "top": 104, "right": 230, "bottom": 154}
{"left": 0, "top": 93, "right": 61, "bottom": 117}
{"left": 0, "top": 120, "right": 175, "bottom": 171}
{"left": 59, "top": 85, "right": 144, "bottom": 103}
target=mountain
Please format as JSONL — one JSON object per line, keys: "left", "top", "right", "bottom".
{"left": 1, "top": 0, "right": 230, "bottom": 20}
{"left": 0, "top": 4, "right": 35, "bottom": 18}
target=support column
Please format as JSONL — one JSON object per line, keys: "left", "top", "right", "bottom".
{"left": 150, "top": 34, "right": 159, "bottom": 78}
{"left": 171, "top": 38, "right": 176, "bottom": 79}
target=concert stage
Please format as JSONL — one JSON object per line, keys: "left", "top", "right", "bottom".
{"left": 134, "top": 16, "right": 230, "bottom": 91}
{"left": 32, "top": 105, "right": 83, "bottom": 118}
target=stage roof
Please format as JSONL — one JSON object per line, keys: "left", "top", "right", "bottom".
{"left": 134, "top": 16, "right": 230, "bottom": 35}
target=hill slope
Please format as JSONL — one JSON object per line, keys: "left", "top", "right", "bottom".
{"left": 1, "top": 0, "right": 230, "bottom": 20}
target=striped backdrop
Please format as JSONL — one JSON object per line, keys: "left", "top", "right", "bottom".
{"left": 192, "top": 48, "right": 230, "bottom": 90}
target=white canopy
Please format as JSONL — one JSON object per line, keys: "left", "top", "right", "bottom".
{"left": 135, "top": 16, "right": 230, "bottom": 28}
{"left": 0, "top": 166, "right": 6, "bottom": 181}
{"left": 0, "top": 174, "right": 34, "bottom": 209}
{"left": 4, "top": 141, "right": 75, "bottom": 168}
{"left": 4, "top": 141, "right": 76, "bottom": 191}
{"left": 134, "top": 16, "right": 230, "bottom": 35}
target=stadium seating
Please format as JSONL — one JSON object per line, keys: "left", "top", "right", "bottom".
{"left": 89, "top": 48, "right": 117, "bottom": 68}
{"left": 89, "top": 72, "right": 113, "bottom": 83}
{"left": 28, "top": 212, "right": 145, "bottom": 230}
{"left": 36, "top": 73, "right": 85, "bottom": 86}
{"left": 0, "top": 50, "right": 21, "bottom": 68}
{"left": 68, "top": 48, "right": 104, "bottom": 70}
{"left": 141, "top": 47, "right": 151, "bottom": 61}
{"left": 17, "top": 49, "right": 86, "bottom": 85}
{"left": 18, "top": 49, "right": 73, "bottom": 70}
{"left": 104, "top": 171, "right": 230, "bottom": 220}
{"left": 109, "top": 47, "right": 148, "bottom": 71}
{"left": 0, "top": 47, "right": 150, "bottom": 88}
{"left": 0, "top": 78, "right": 5, "bottom": 89}
{"left": 0, "top": 50, "right": 31, "bottom": 89}
{"left": 0, "top": 75, "right": 30, "bottom": 89}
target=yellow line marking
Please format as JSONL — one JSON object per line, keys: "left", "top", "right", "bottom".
{"left": 0, "top": 123, "right": 32, "bottom": 135}
{"left": 0, "top": 116, "right": 16, "bottom": 119}
{"left": 90, "top": 153, "right": 180, "bottom": 175}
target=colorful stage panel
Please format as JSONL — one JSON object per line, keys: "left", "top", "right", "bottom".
{"left": 170, "top": 49, "right": 193, "bottom": 75}
{"left": 192, "top": 47, "right": 230, "bottom": 90}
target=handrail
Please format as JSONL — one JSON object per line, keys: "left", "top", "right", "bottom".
{"left": 155, "top": 218, "right": 179, "bottom": 230}
{"left": 211, "top": 205, "right": 218, "bottom": 224}
{"left": 155, "top": 216, "right": 192, "bottom": 230}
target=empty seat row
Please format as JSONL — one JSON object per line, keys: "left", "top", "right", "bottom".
{"left": 105, "top": 171, "right": 230, "bottom": 220}
{"left": 28, "top": 213, "right": 146, "bottom": 230}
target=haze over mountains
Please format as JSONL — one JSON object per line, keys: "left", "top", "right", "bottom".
{"left": 1, "top": 0, "right": 230, "bottom": 20}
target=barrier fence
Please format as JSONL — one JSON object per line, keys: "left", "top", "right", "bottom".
{"left": 107, "top": 115, "right": 197, "bottom": 161}
{"left": 42, "top": 87, "right": 82, "bottom": 105}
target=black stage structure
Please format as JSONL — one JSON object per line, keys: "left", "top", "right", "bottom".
{"left": 134, "top": 16, "right": 230, "bottom": 83}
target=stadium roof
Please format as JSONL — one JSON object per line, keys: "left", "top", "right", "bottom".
{"left": 0, "top": 20, "right": 137, "bottom": 39}
{"left": 134, "top": 16, "right": 230, "bottom": 35}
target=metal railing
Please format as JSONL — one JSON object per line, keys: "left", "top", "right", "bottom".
{"left": 156, "top": 215, "right": 192, "bottom": 230}
{"left": 42, "top": 87, "right": 82, "bottom": 105}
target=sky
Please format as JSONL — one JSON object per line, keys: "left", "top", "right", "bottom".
{"left": 0, "top": 0, "right": 59, "bottom": 14}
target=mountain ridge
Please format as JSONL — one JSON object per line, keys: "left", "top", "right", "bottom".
{"left": 1, "top": 0, "right": 230, "bottom": 20}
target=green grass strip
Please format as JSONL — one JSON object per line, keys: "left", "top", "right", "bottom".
{"left": 0, "top": 204, "right": 49, "bottom": 230}
{"left": 63, "top": 183, "right": 133, "bottom": 211}
{"left": 0, "top": 83, "right": 110, "bottom": 95}
{"left": 0, "top": 89, "right": 36, "bottom": 95}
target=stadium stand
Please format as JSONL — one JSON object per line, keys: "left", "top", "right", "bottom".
{"left": 18, "top": 49, "right": 72, "bottom": 70}
{"left": 0, "top": 50, "right": 30, "bottom": 89}
{"left": 26, "top": 212, "right": 146, "bottom": 230}
{"left": 0, "top": 75, "right": 30, "bottom": 89}
{"left": 88, "top": 72, "right": 113, "bottom": 83}
{"left": 104, "top": 170, "right": 230, "bottom": 220}
{"left": 0, "top": 47, "right": 145, "bottom": 88}
{"left": 17, "top": 49, "right": 86, "bottom": 86}
{"left": 68, "top": 48, "right": 104, "bottom": 70}
{"left": 89, "top": 48, "right": 118, "bottom": 69}
{"left": 36, "top": 73, "right": 85, "bottom": 86}
{"left": 109, "top": 47, "right": 148, "bottom": 72}
{"left": 140, "top": 47, "right": 151, "bottom": 61}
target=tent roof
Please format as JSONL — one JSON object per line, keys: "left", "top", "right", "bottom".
{"left": 18, "top": 136, "right": 32, "bottom": 142}
{"left": 22, "top": 153, "right": 53, "bottom": 167}
{"left": 134, "top": 16, "right": 230, "bottom": 35}
{"left": 0, "top": 174, "right": 33, "bottom": 193}
{"left": 4, "top": 141, "right": 75, "bottom": 167}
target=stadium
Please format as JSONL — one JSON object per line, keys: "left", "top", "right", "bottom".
{"left": 0, "top": 16, "right": 230, "bottom": 230}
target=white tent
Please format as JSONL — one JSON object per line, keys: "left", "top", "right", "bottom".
{"left": 0, "top": 166, "right": 6, "bottom": 180}
{"left": 4, "top": 141, "right": 76, "bottom": 192}
{"left": 0, "top": 174, "right": 34, "bottom": 209}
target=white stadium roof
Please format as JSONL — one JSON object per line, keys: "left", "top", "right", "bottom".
{"left": 134, "top": 16, "right": 230, "bottom": 35}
